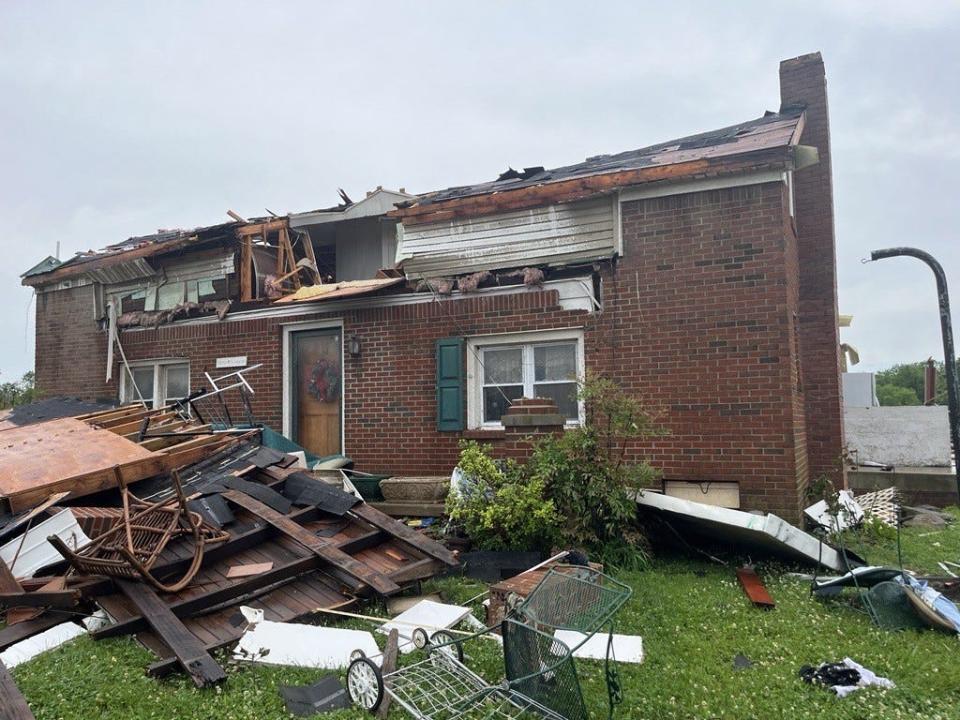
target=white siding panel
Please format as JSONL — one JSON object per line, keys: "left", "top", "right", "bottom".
{"left": 398, "top": 197, "right": 616, "bottom": 276}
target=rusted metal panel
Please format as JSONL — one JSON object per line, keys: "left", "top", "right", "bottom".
{"left": 736, "top": 567, "right": 775, "bottom": 609}
{"left": 398, "top": 196, "right": 616, "bottom": 276}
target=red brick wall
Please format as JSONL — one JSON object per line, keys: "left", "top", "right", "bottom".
{"left": 599, "top": 182, "right": 806, "bottom": 517}
{"left": 34, "top": 284, "right": 118, "bottom": 402}
{"left": 780, "top": 52, "right": 845, "bottom": 489}
{"left": 33, "top": 181, "right": 820, "bottom": 519}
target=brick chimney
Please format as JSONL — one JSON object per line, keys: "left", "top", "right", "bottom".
{"left": 779, "top": 52, "right": 845, "bottom": 487}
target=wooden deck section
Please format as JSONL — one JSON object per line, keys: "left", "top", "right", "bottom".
{"left": 93, "top": 467, "right": 453, "bottom": 671}
{"left": 0, "top": 408, "right": 256, "bottom": 513}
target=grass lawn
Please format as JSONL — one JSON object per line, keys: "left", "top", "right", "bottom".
{"left": 9, "top": 510, "right": 960, "bottom": 720}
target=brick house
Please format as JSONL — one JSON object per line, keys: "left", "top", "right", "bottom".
{"left": 22, "top": 53, "right": 842, "bottom": 520}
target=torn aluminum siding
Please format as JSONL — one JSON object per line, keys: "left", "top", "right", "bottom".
{"left": 396, "top": 195, "right": 618, "bottom": 277}
{"left": 635, "top": 491, "right": 853, "bottom": 572}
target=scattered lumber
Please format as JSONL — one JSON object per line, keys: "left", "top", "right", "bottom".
{"left": 0, "top": 405, "right": 459, "bottom": 691}
{"left": 0, "top": 658, "right": 35, "bottom": 720}
{"left": 117, "top": 580, "right": 226, "bottom": 688}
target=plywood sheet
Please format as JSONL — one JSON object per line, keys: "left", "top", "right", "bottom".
{"left": 0, "top": 418, "right": 162, "bottom": 510}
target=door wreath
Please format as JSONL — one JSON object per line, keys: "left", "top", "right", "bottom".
{"left": 307, "top": 358, "right": 341, "bottom": 403}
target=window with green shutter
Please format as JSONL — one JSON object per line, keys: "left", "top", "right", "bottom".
{"left": 436, "top": 337, "right": 465, "bottom": 431}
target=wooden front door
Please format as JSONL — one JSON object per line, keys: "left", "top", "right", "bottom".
{"left": 290, "top": 328, "right": 342, "bottom": 457}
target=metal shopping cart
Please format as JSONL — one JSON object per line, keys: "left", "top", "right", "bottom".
{"left": 346, "top": 565, "right": 633, "bottom": 720}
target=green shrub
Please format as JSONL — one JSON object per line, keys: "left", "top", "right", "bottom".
{"left": 446, "top": 441, "right": 560, "bottom": 552}
{"left": 528, "top": 375, "right": 663, "bottom": 568}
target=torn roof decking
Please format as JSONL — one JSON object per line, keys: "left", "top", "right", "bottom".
{"left": 391, "top": 108, "right": 810, "bottom": 226}
{"left": 272, "top": 277, "right": 406, "bottom": 305}
{"left": 21, "top": 221, "right": 239, "bottom": 288}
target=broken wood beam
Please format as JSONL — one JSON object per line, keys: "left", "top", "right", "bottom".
{"left": 117, "top": 580, "right": 226, "bottom": 688}
{"left": 222, "top": 490, "right": 401, "bottom": 596}
{"left": 0, "top": 658, "right": 35, "bottom": 720}
{"left": 93, "top": 538, "right": 432, "bottom": 640}
{"left": 94, "top": 556, "right": 320, "bottom": 639}
{"left": 0, "top": 613, "right": 74, "bottom": 652}
{"left": 350, "top": 503, "right": 458, "bottom": 566}
{"left": 0, "top": 587, "right": 81, "bottom": 610}
{"left": 375, "top": 630, "right": 399, "bottom": 720}
{"left": 0, "top": 558, "right": 21, "bottom": 594}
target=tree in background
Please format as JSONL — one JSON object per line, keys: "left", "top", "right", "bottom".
{"left": 0, "top": 371, "right": 36, "bottom": 409}
{"left": 874, "top": 360, "right": 950, "bottom": 406}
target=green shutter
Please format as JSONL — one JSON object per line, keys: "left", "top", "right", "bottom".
{"left": 436, "top": 337, "right": 465, "bottom": 431}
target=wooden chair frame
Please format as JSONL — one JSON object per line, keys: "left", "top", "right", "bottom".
{"left": 49, "top": 468, "right": 228, "bottom": 593}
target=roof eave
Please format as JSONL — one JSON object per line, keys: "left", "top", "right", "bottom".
{"left": 390, "top": 144, "right": 810, "bottom": 227}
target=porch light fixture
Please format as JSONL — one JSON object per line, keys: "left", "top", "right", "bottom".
{"left": 348, "top": 333, "right": 362, "bottom": 357}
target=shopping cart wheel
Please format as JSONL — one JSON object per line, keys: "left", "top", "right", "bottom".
{"left": 347, "top": 656, "right": 383, "bottom": 711}
{"left": 412, "top": 627, "right": 429, "bottom": 649}
{"left": 428, "top": 630, "right": 464, "bottom": 662}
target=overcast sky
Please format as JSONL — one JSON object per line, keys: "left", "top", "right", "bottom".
{"left": 1, "top": 1, "right": 958, "bottom": 382}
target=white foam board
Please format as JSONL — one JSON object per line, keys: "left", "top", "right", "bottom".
{"left": 378, "top": 600, "right": 471, "bottom": 654}
{"left": 233, "top": 620, "right": 380, "bottom": 669}
{"left": 0, "top": 509, "right": 91, "bottom": 578}
{"left": 0, "top": 622, "right": 87, "bottom": 669}
{"left": 554, "top": 630, "right": 644, "bottom": 664}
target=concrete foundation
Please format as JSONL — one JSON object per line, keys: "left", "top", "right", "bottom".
{"left": 848, "top": 467, "right": 959, "bottom": 508}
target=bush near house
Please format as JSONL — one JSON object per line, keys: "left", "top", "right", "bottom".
{"left": 447, "top": 376, "right": 663, "bottom": 566}
{"left": 446, "top": 441, "right": 560, "bottom": 552}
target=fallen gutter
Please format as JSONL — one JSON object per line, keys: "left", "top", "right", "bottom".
{"left": 635, "top": 491, "right": 855, "bottom": 572}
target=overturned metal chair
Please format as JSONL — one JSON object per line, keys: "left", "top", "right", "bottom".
{"left": 49, "top": 467, "right": 229, "bottom": 593}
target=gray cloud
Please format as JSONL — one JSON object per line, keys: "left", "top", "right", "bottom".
{"left": 1, "top": 1, "right": 957, "bottom": 380}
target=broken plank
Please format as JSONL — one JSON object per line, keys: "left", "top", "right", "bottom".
{"left": 223, "top": 490, "right": 400, "bottom": 596}
{"left": 117, "top": 580, "right": 226, "bottom": 688}
{"left": 0, "top": 613, "right": 72, "bottom": 652}
{"left": 736, "top": 567, "right": 775, "bottom": 609}
{"left": 351, "top": 503, "right": 458, "bottom": 566}
{"left": 0, "top": 492, "right": 71, "bottom": 544}
{"left": 376, "top": 629, "right": 399, "bottom": 720}
{"left": 95, "top": 536, "right": 427, "bottom": 641}
{"left": 0, "top": 558, "right": 21, "bottom": 594}
{"left": 0, "top": 587, "right": 80, "bottom": 610}
{"left": 386, "top": 558, "right": 440, "bottom": 585}
{"left": 226, "top": 562, "right": 274, "bottom": 579}
{"left": 0, "top": 658, "right": 35, "bottom": 720}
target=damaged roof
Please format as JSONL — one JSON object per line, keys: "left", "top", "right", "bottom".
{"left": 392, "top": 107, "right": 810, "bottom": 225}
{"left": 273, "top": 277, "right": 406, "bottom": 304}
{"left": 22, "top": 221, "right": 238, "bottom": 287}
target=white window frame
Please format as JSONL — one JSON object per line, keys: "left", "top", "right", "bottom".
{"left": 121, "top": 358, "right": 190, "bottom": 409}
{"left": 466, "top": 328, "right": 585, "bottom": 430}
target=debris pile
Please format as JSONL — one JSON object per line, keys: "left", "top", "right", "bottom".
{"left": 0, "top": 403, "right": 458, "bottom": 712}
